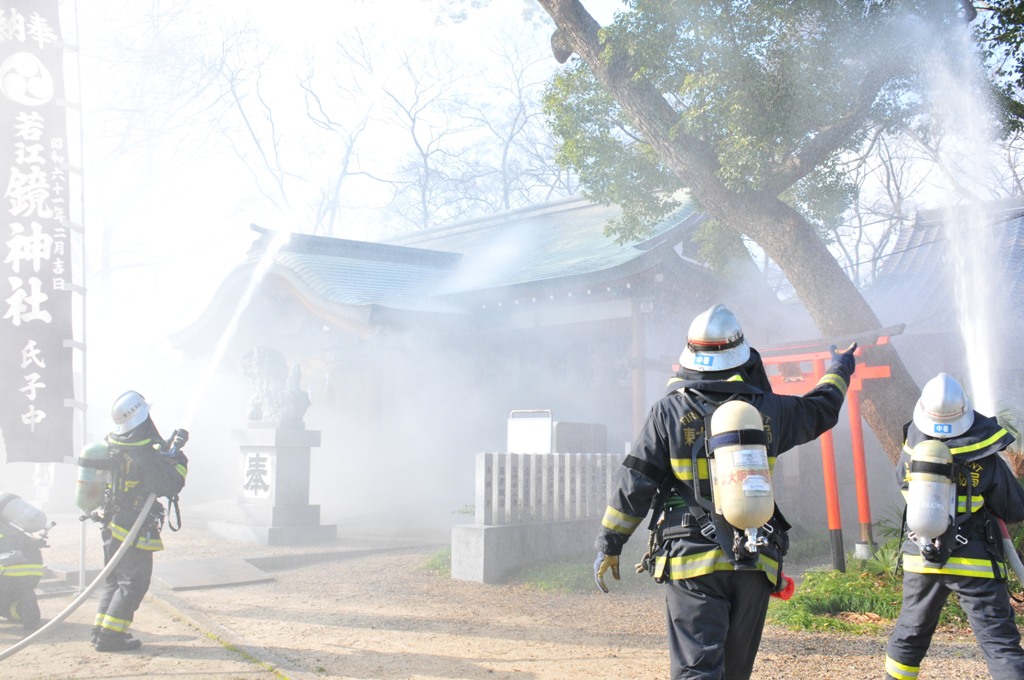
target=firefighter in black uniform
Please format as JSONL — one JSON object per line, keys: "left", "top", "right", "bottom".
{"left": 0, "top": 509, "right": 44, "bottom": 631}
{"left": 594, "top": 304, "right": 857, "bottom": 680}
{"left": 92, "top": 390, "right": 188, "bottom": 652}
{"left": 885, "top": 373, "right": 1024, "bottom": 680}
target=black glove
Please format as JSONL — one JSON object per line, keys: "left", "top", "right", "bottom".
{"left": 829, "top": 342, "right": 858, "bottom": 375}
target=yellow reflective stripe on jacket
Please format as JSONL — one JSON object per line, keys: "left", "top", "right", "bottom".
{"left": 0, "top": 563, "right": 43, "bottom": 578}
{"left": 600, "top": 506, "right": 643, "bottom": 535}
{"left": 109, "top": 522, "right": 164, "bottom": 551}
{"left": 904, "top": 429, "right": 1012, "bottom": 458}
{"left": 670, "top": 457, "right": 710, "bottom": 481}
{"left": 670, "top": 455, "right": 776, "bottom": 481}
{"left": 903, "top": 554, "right": 1004, "bottom": 578}
{"left": 653, "top": 548, "right": 780, "bottom": 584}
{"left": 884, "top": 655, "right": 919, "bottom": 679}
{"left": 817, "top": 373, "right": 848, "bottom": 396}
{"left": 114, "top": 437, "right": 155, "bottom": 449}
{"left": 955, "top": 495, "right": 984, "bottom": 513}
{"left": 950, "top": 428, "right": 1008, "bottom": 456}
{"left": 176, "top": 463, "right": 188, "bottom": 478}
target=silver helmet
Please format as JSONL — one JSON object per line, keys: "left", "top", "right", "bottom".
{"left": 111, "top": 390, "right": 150, "bottom": 435}
{"left": 678, "top": 304, "right": 750, "bottom": 372}
{"left": 913, "top": 373, "right": 974, "bottom": 439}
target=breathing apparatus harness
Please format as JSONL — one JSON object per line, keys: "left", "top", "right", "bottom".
{"left": 89, "top": 428, "right": 188, "bottom": 538}
{"left": 636, "top": 386, "right": 790, "bottom": 584}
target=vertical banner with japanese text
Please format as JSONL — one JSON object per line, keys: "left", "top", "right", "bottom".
{"left": 0, "top": 1, "right": 73, "bottom": 463}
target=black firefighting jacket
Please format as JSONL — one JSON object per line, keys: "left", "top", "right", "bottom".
{"left": 102, "top": 418, "right": 188, "bottom": 551}
{"left": 898, "top": 414, "right": 1024, "bottom": 578}
{"left": 596, "top": 352, "right": 853, "bottom": 587}
{"left": 0, "top": 522, "right": 43, "bottom": 587}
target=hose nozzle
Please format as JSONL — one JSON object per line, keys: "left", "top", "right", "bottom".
{"left": 167, "top": 428, "right": 189, "bottom": 456}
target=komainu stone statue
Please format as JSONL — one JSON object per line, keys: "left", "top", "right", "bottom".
{"left": 240, "top": 345, "right": 310, "bottom": 426}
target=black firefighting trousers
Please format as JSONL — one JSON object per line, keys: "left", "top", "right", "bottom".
{"left": 94, "top": 530, "right": 153, "bottom": 635}
{"left": 886, "top": 571, "right": 1024, "bottom": 680}
{"left": 664, "top": 569, "right": 772, "bottom": 680}
{"left": 0, "top": 579, "right": 40, "bottom": 629}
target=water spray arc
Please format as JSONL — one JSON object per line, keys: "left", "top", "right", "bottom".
{"left": 180, "top": 228, "right": 293, "bottom": 429}
{"left": 924, "top": 24, "right": 1024, "bottom": 586}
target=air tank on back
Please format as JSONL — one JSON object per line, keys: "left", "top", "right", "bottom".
{"left": 0, "top": 492, "right": 47, "bottom": 533}
{"left": 76, "top": 441, "right": 110, "bottom": 513}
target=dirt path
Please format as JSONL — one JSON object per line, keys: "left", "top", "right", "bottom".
{"left": 0, "top": 519, "right": 1001, "bottom": 679}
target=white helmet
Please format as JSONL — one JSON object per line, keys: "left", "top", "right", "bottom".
{"left": 913, "top": 373, "right": 974, "bottom": 439}
{"left": 111, "top": 390, "right": 150, "bottom": 435}
{"left": 678, "top": 304, "right": 750, "bottom": 372}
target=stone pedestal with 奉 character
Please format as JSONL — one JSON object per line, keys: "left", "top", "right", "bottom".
{"left": 206, "top": 424, "right": 337, "bottom": 546}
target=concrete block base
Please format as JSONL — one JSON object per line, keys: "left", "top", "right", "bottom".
{"left": 451, "top": 518, "right": 596, "bottom": 584}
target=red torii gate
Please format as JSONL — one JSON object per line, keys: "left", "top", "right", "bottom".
{"left": 758, "top": 325, "right": 902, "bottom": 572}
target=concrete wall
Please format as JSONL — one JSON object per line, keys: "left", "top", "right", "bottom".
{"left": 451, "top": 452, "right": 619, "bottom": 584}
{"left": 451, "top": 519, "right": 597, "bottom": 584}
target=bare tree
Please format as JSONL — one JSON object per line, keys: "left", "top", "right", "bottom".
{"left": 465, "top": 27, "right": 579, "bottom": 211}
{"left": 374, "top": 47, "right": 490, "bottom": 230}
{"left": 833, "top": 129, "right": 929, "bottom": 287}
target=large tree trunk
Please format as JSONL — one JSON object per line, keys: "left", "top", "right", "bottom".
{"left": 538, "top": 0, "right": 920, "bottom": 462}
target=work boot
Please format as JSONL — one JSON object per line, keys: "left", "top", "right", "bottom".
{"left": 94, "top": 631, "right": 142, "bottom": 652}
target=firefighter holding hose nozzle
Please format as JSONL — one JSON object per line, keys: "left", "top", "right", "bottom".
{"left": 885, "top": 373, "right": 1024, "bottom": 680}
{"left": 594, "top": 304, "right": 857, "bottom": 679}
{"left": 80, "top": 390, "right": 188, "bottom": 653}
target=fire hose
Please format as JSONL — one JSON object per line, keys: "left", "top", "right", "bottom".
{"left": 997, "top": 517, "right": 1024, "bottom": 586}
{"left": 0, "top": 492, "right": 157, "bottom": 662}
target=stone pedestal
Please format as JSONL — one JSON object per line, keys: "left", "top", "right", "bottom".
{"left": 206, "top": 425, "right": 336, "bottom": 546}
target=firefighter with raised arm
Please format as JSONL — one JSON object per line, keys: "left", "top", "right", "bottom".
{"left": 885, "top": 373, "right": 1024, "bottom": 680}
{"left": 593, "top": 304, "right": 857, "bottom": 680}
{"left": 88, "top": 390, "right": 188, "bottom": 652}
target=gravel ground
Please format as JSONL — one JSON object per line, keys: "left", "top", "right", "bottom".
{"left": 0, "top": 513, "right": 1012, "bottom": 679}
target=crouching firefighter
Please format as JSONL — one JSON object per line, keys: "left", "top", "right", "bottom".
{"left": 593, "top": 304, "right": 857, "bottom": 680}
{"left": 83, "top": 390, "right": 188, "bottom": 653}
{"left": 885, "top": 373, "right": 1024, "bottom": 680}
{"left": 0, "top": 493, "right": 51, "bottom": 631}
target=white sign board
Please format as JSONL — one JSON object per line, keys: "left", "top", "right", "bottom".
{"left": 506, "top": 410, "right": 552, "bottom": 453}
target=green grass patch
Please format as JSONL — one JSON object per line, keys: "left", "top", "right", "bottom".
{"left": 769, "top": 546, "right": 978, "bottom": 634}
{"left": 420, "top": 546, "right": 452, "bottom": 577}
{"left": 509, "top": 549, "right": 656, "bottom": 594}
{"left": 768, "top": 568, "right": 903, "bottom": 634}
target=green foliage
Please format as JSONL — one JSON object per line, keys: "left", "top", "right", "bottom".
{"left": 420, "top": 547, "right": 452, "bottom": 577}
{"left": 543, "top": 65, "right": 684, "bottom": 243}
{"left": 768, "top": 539, "right": 1005, "bottom": 634}
{"left": 769, "top": 564, "right": 948, "bottom": 634}
{"left": 873, "top": 503, "right": 907, "bottom": 543}
{"left": 862, "top": 539, "right": 902, "bottom": 576}
{"left": 543, "top": 0, "right": 994, "bottom": 245}
{"left": 974, "top": 0, "right": 1024, "bottom": 133}
{"left": 769, "top": 568, "right": 900, "bottom": 633}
